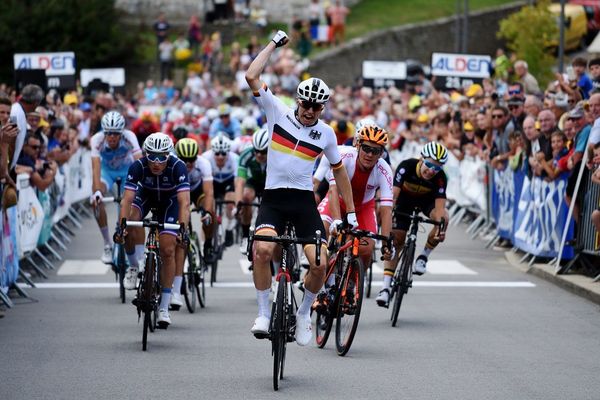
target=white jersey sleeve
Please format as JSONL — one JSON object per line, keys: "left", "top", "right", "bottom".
{"left": 90, "top": 131, "right": 104, "bottom": 158}
{"left": 321, "top": 125, "right": 342, "bottom": 167}
{"left": 253, "top": 83, "right": 289, "bottom": 132}
{"left": 123, "top": 130, "right": 142, "bottom": 156}
{"left": 197, "top": 156, "right": 213, "bottom": 182}
{"left": 313, "top": 156, "right": 331, "bottom": 181}
{"left": 376, "top": 159, "right": 394, "bottom": 207}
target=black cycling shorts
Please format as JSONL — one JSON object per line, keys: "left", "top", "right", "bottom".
{"left": 393, "top": 195, "right": 435, "bottom": 231}
{"left": 255, "top": 188, "right": 325, "bottom": 241}
{"left": 190, "top": 184, "right": 205, "bottom": 206}
{"left": 315, "top": 178, "right": 329, "bottom": 202}
{"left": 214, "top": 179, "right": 234, "bottom": 199}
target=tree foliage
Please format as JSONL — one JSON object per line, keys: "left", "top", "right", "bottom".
{"left": 497, "top": 0, "right": 557, "bottom": 87}
{"left": 0, "top": 0, "right": 142, "bottom": 84}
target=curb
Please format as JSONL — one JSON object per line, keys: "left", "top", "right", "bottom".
{"left": 504, "top": 251, "right": 600, "bottom": 305}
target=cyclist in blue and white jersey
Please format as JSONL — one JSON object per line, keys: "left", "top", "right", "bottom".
{"left": 208, "top": 104, "right": 241, "bottom": 140}
{"left": 202, "top": 132, "right": 239, "bottom": 246}
{"left": 90, "top": 111, "right": 142, "bottom": 263}
{"left": 114, "top": 133, "right": 191, "bottom": 328}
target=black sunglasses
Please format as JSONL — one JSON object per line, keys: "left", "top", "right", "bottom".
{"left": 491, "top": 114, "right": 504, "bottom": 119}
{"left": 299, "top": 100, "right": 324, "bottom": 111}
{"left": 214, "top": 151, "right": 227, "bottom": 156}
{"left": 254, "top": 149, "right": 268, "bottom": 155}
{"left": 105, "top": 131, "right": 122, "bottom": 136}
{"left": 360, "top": 143, "right": 383, "bottom": 155}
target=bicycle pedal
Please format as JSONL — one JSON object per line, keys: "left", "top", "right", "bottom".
{"left": 169, "top": 304, "right": 181, "bottom": 311}
{"left": 156, "top": 322, "right": 169, "bottom": 330}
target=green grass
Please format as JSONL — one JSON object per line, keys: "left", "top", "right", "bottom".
{"left": 345, "top": 0, "right": 516, "bottom": 40}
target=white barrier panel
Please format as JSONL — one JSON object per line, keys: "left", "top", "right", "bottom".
{"left": 67, "top": 149, "right": 92, "bottom": 203}
{"left": 459, "top": 156, "right": 487, "bottom": 212}
{"left": 52, "top": 163, "right": 70, "bottom": 224}
{"left": 16, "top": 174, "right": 45, "bottom": 256}
{"left": 444, "top": 151, "right": 466, "bottom": 205}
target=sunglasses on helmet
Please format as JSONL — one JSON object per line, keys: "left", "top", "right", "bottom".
{"left": 299, "top": 100, "right": 324, "bottom": 111}
{"left": 147, "top": 152, "right": 169, "bottom": 163}
{"left": 423, "top": 159, "right": 443, "bottom": 172}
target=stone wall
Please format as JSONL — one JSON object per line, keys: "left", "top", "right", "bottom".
{"left": 307, "top": 2, "right": 525, "bottom": 86}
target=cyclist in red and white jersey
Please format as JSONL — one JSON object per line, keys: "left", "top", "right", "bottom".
{"left": 317, "top": 126, "right": 394, "bottom": 266}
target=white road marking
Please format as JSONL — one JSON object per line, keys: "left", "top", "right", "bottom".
{"left": 370, "top": 260, "right": 476, "bottom": 275}
{"left": 57, "top": 260, "right": 111, "bottom": 276}
{"left": 32, "top": 281, "right": 535, "bottom": 289}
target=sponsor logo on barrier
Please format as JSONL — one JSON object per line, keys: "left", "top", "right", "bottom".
{"left": 20, "top": 202, "right": 39, "bottom": 230}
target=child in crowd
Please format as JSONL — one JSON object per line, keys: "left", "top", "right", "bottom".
{"left": 537, "top": 130, "right": 569, "bottom": 181}
{"left": 590, "top": 143, "right": 600, "bottom": 248}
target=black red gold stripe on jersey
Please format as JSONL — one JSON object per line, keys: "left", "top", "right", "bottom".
{"left": 271, "top": 124, "right": 322, "bottom": 161}
{"left": 402, "top": 182, "right": 433, "bottom": 195}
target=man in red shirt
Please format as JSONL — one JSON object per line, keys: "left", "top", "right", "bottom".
{"left": 131, "top": 111, "right": 160, "bottom": 147}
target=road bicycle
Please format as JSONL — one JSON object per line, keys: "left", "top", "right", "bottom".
{"left": 248, "top": 222, "right": 322, "bottom": 391}
{"left": 389, "top": 208, "right": 445, "bottom": 327}
{"left": 181, "top": 207, "right": 210, "bottom": 312}
{"left": 125, "top": 213, "right": 179, "bottom": 351}
{"left": 314, "top": 227, "right": 390, "bottom": 356}
{"left": 209, "top": 199, "right": 236, "bottom": 285}
{"left": 95, "top": 177, "right": 127, "bottom": 304}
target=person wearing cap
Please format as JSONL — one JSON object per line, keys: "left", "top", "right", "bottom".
{"left": 507, "top": 95, "right": 526, "bottom": 131}
{"left": 208, "top": 103, "right": 241, "bottom": 140}
{"left": 63, "top": 92, "right": 78, "bottom": 107}
{"left": 564, "top": 106, "right": 592, "bottom": 219}
{"left": 245, "top": 30, "right": 356, "bottom": 345}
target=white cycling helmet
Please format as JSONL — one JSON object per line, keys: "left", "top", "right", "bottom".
{"left": 252, "top": 128, "right": 269, "bottom": 151}
{"left": 181, "top": 101, "right": 195, "bottom": 115}
{"left": 206, "top": 108, "right": 219, "bottom": 121}
{"left": 211, "top": 132, "right": 232, "bottom": 153}
{"left": 354, "top": 117, "right": 377, "bottom": 142}
{"left": 101, "top": 111, "right": 126, "bottom": 133}
{"left": 421, "top": 141, "right": 449, "bottom": 165}
{"left": 241, "top": 116, "right": 258, "bottom": 132}
{"left": 296, "top": 77, "right": 330, "bottom": 104}
{"left": 144, "top": 132, "right": 174, "bottom": 154}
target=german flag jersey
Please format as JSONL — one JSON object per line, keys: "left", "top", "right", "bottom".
{"left": 253, "top": 83, "right": 341, "bottom": 191}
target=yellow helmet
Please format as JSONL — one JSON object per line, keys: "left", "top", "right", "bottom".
{"left": 175, "top": 138, "right": 199, "bottom": 160}
{"left": 356, "top": 126, "right": 388, "bottom": 146}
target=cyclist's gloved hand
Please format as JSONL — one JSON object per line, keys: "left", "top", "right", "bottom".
{"left": 345, "top": 212, "right": 359, "bottom": 230}
{"left": 271, "top": 30, "right": 289, "bottom": 48}
{"left": 329, "top": 219, "right": 343, "bottom": 235}
{"left": 201, "top": 210, "right": 212, "bottom": 226}
{"left": 435, "top": 218, "right": 447, "bottom": 242}
{"left": 381, "top": 244, "right": 395, "bottom": 261}
{"left": 113, "top": 219, "right": 127, "bottom": 244}
{"left": 90, "top": 190, "right": 103, "bottom": 206}
{"left": 177, "top": 223, "right": 190, "bottom": 247}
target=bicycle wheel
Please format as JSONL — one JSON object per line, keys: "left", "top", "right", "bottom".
{"left": 116, "top": 244, "right": 126, "bottom": 304}
{"left": 210, "top": 228, "right": 220, "bottom": 286}
{"left": 365, "top": 256, "right": 373, "bottom": 298}
{"left": 196, "top": 247, "right": 207, "bottom": 308}
{"left": 315, "top": 258, "right": 341, "bottom": 348}
{"left": 391, "top": 243, "right": 414, "bottom": 327}
{"left": 142, "top": 309, "right": 151, "bottom": 351}
{"left": 184, "top": 244, "right": 198, "bottom": 313}
{"left": 142, "top": 252, "right": 157, "bottom": 344}
{"left": 335, "top": 257, "right": 365, "bottom": 356}
{"left": 272, "top": 274, "right": 287, "bottom": 391}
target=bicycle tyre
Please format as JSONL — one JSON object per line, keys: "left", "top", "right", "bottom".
{"left": 210, "top": 228, "right": 220, "bottom": 286}
{"left": 184, "top": 244, "right": 198, "bottom": 313}
{"left": 272, "top": 274, "right": 287, "bottom": 391}
{"left": 116, "top": 244, "right": 126, "bottom": 304}
{"left": 335, "top": 257, "right": 364, "bottom": 356}
{"left": 197, "top": 252, "right": 206, "bottom": 308}
{"left": 365, "top": 256, "right": 373, "bottom": 298}
{"left": 391, "top": 242, "right": 414, "bottom": 327}
{"left": 315, "top": 257, "right": 341, "bottom": 348}
{"left": 142, "top": 309, "right": 151, "bottom": 351}
{"left": 142, "top": 252, "right": 157, "bottom": 340}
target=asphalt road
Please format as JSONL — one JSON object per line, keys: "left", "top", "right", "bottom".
{"left": 2, "top": 204, "right": 600, "bottom": 400}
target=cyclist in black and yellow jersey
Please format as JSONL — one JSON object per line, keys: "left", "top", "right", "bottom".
{"left": 235, "top": 128, "right": 269, "bottom": 254}
{"left": 376, "top": 141, "right": 449, "bottom": 307}
{"left": 171, "top": 138, "right": 215, "bottom": 308}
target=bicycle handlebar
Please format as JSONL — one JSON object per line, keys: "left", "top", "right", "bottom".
{"left": 126, "top": 220, "right": 181, "bottom": 230}
{"left": 395, "top": 211, "right": 444, "bottom": 227}
{"left": 100, "top": 196, "right": 120, "bottom": 204}
{"left": 250, "top": 230, "right": 322, "bottom": 266}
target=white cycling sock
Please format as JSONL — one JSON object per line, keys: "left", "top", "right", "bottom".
{"left": 297, "top": 289, "right": 317, "bottom": 316}
{"left": 257, "top": 289, "right": 271, "bottom": 318}
{"left": 383, "top": 275, "right": 392, "bottom": 290}
{"left": 100, "top": 227, "right": 111, "bottom": 247}
{"left": 172, "top": 276, "right": 183, "bottom": 295}
{"left": 160, "top": 288, "right": 171, "bottom": 311}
